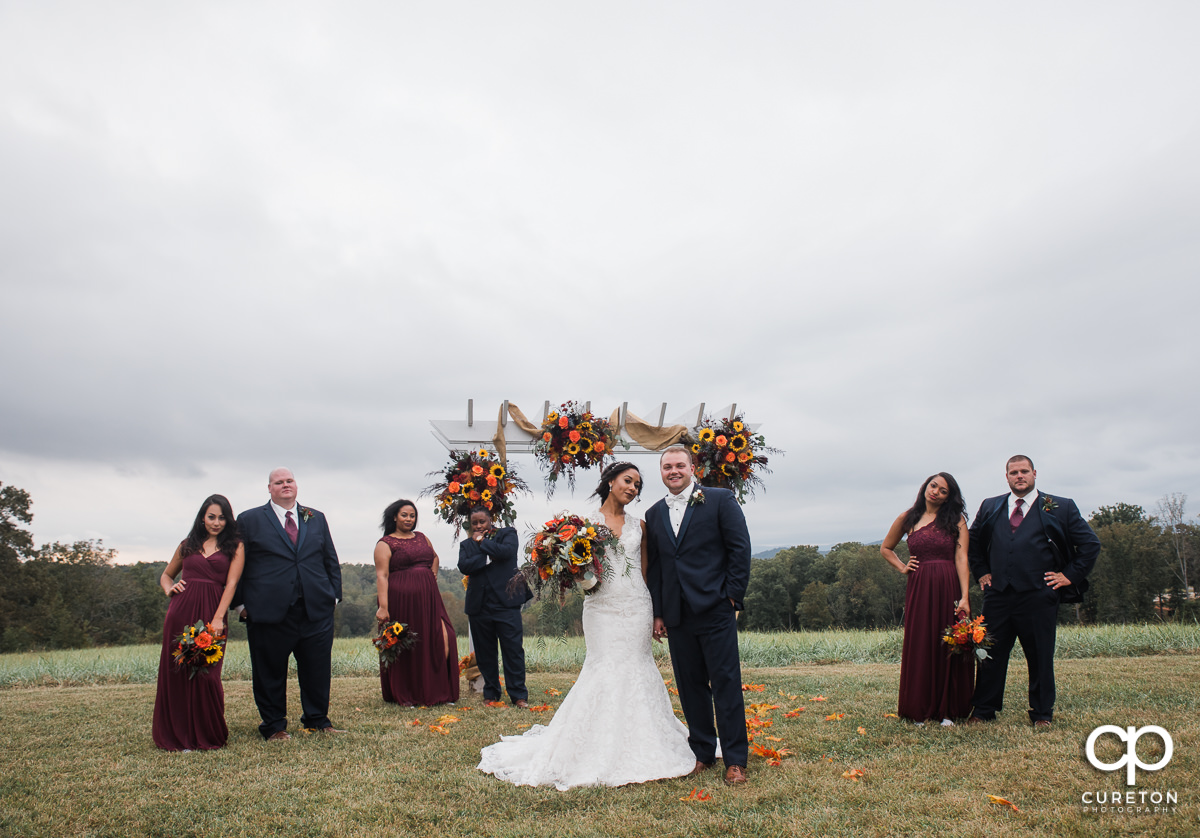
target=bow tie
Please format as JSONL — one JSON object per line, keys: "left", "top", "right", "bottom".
{"left": 667, "top": 492, "right": 690, "bottom": 511}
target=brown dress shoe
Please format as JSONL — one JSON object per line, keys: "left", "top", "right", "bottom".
{"left": 266, "top": 731, "right": 291, "bottom": 741}
{"left": 964, "top": 716, "right": 986, "bottom": 726}
{"left": 1033, "top": 720, "right": 1052, "bottom": 729}
{"left": 319, "top": 726, "right": 347, "bottom": 734}
{"left": 724, "top": 765, "right": 748, "bottom": 785}
{"left": 688, "top": 760, "right": 715, "bottom": 776}
{"left": 514, "top": 699, "right": 529, "bottom": 709}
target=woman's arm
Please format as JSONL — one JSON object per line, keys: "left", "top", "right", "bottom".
{"left": 210, "top": 544, "right": 246, "bottom": 634}
{"left": 955, "top": 518, "right": 971, "bottom": 616}
{"left": 427, "top": 535, "right": 440, "bottom": 576}
{"left": 159, "top": 545, "right": 185, "bottom": 597}
{"left": 880, "top": 513, "right": 918, "bottom": 574}
{"left": 374, "top": 540, "right": 391, "bottom": 623}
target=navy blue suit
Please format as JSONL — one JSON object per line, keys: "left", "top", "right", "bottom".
{"left": 236, "top": 502, "right": 342, "bottom": 737}
{"left": 458, "top": 527, "right": 532, "bottom": 703}
{"left": 646, "top": 485, "right": 751, "bottom": 768}
{"left": 968, "top": 492, "right": 1098, "bottom": 722}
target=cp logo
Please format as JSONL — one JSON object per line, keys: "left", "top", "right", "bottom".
{"left": 1085, "top": 725, "right": 1173, "bottom": 786}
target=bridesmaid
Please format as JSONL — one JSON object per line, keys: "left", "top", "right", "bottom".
{"left": 880, "top": 473, "right": 973, "bottom": 726}
{"left": 152, "top": 494, "right": 245, "bottom": 750}
{"left": 374, "top": 499, "right": 459, "bottom": 706}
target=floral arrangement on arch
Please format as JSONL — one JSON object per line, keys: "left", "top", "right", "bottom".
{"left": 679, "top": 413, "right": 781, "bottom": 504}
{"left": 172, "top": 620, "right": 226, "bottom": 679}
{"left": 519, "top": 513, "right": 618, "bottom": 602}
{"left": 942, "top": 614, "right": 993, "bottom": 661}
{"left": 423, "top": 448, "right": 530, "bottom": 538}
{"left": 533, "top": 401, "right": 623, "bottom": 496}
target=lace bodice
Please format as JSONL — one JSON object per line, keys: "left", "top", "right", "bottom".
{"left": 586, "top": 510, "right": 649, "bottom": 609}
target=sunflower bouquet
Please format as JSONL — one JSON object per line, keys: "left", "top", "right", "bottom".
{"left": 373, "top": 621, "right": 419, "bottom": 670}
{"left": 942, "top": 614, "right": 993, "bottom": 661}
{"left": 423, "top": 448, "right": 530, "bottom": 538}
{"left": 532, "top": 402, "right": 623, "bottom": 496}
{"left": 171, "top": 620, "right": 227, "bottom": 679}
{"left": 679, "top": 413, "right": 781, "bottom": 504}
{"left": 521, "top": 513, "right": 618, "bottom": 601}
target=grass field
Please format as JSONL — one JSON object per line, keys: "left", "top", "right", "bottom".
{"left": 1, "top": 629, "right": 1197, "bottom": 837}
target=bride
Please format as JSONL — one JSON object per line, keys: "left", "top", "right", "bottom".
{"left": 476, "top": 461, "right": 697, "bottom": 789}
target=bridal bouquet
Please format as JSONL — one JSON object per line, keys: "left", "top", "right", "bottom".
{"left": 373, "top": 621, "right": 419, "bottom": 669}
{"left": 532, "top": 402, "right": 623, "bottom": 496}
{"left": 423, "top": 448, "right": 530, "bottom": 538}
{"left": 942, "top": 614, "right": 993, "bottom": 661}
{"left": 680, "top": 413, "right": 781, "bottom": 504}
{"left": 521, "top": 513, "right": 617, "bottom": 600}
{"left": 172, "top": 620, "right": 227, "bottom": 679}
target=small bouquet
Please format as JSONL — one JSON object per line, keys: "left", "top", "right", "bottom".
{"left": 942, "top": 614, "right": 993, "bottom": 661}
{"left": 459, "top": 652, "right": 480, "bottom": 680}
{"left": 533, "top": 402, "right": 624, "bottom": 496}
{"left": 679, "top": 413, "right": 781, "bottom": 504}
{"left": 172, "top": 620, "right": 227, "bottom": 679}
{"left": 423, "top": 448, "right": 531, "bottom": 538}
{"left": 373, "top": 621, "right": 419, "bottom": 670}
{"left": 521, "top": 513, "right": 618, "bottom": 601}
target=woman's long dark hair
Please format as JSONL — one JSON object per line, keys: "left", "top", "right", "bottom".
{"left": 902, "top": 473, "right": 967, "bottom": 544}
{"left": 381, "top": 499, "right": 418, "bottom": 533}
{"left": 181, "top": 494, "right": 240, "bottom": 557}
{"left": 591, "top": 462, "right": 642, "bottom": 503}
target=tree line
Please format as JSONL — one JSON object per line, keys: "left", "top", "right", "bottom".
{"left": 0, "top": 481, "right": 1196, "bottom": 651}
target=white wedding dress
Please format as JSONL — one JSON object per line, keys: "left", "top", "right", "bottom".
{"left": 477, "top": 511, "right": 696, "bottom": 790}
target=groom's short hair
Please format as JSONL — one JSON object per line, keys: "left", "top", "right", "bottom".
{"left": 659, "top": 445, "right": 694, "bottom": 464}
{"left": 1006, "top": 455, "right": 1035, "bottom": 470}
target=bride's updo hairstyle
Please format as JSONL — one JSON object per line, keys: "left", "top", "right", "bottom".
{"left": 592, "top": 461, "right": 643, "bottom": 503}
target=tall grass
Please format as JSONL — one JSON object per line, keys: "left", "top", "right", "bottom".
{"left": 3, "top": 624, "right": 1198, "bottom": 689}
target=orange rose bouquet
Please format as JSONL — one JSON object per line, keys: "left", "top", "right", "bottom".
{"left": 942, "top": 614, "right": 993, "bottom": 661}
{"left": 679, "top": 413, "right": 781, "bottom": 504}
{"left": 423, "top": 448, "right": 530, "bottom": 538}
{"left": 373, "top": 621, "right": 419, "bottom": 670}
{"left": 521, "top": 513, "right": 618, "bottom": 601}
{"left": 171, "top": 620, "right": 227, "bottom": 679}
{"left": 532, "top": 402, "right": 623, "bottom": 496}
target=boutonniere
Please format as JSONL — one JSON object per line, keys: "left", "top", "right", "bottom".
{"left": 1041, "top": 496, "right": 1058, "bottom": 514}
{"left": 689, "top": 488, "right": 706, "bottom": 507}
{"left": 299, "top": 507, "right": 314, "bottom": 523}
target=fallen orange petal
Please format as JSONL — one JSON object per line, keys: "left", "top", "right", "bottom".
{"left": 679, "top": 787, "right": 714, "bottom": 802}
{"left": 428, "top": 725, "right": 449, "bottom": 734}
{"left": 987, "top": 794, "right": 1021, "bottom": 813}
{"left": 784, "top": 708, "right": 807, "bottom": 717}
{"left": 435, "top": 714, "right": 460, "bottom": 725}
{"left": 527, "top": 704, "right": 552, "bottom": 712}
{"left": 668, "top": 687, "right": 679, "bottom": 695}
{"left": 883, "top": 713, "right": 899, "bottom": 719}
{"left": 485, "top": 701, "right": 506, "bottom": 708}
{"left": 825, "top": 713, "right": 846, "bottom": 721}
{"left": 811, "top": 695, "right": 827, "bottom": 701}
{"left": 842, "top": 768, "right": 866, "bottom": 781}
{"left": 406, "top": 719, "right": 422, "bottom": 727}
{"left": 764, "top": 735, "right": 783, "bottom": 742}
{"left": 857, "top": 726, "right": 867, "bottom": 735}
{"left": 747, "top": 703, "right": 781, "bottom": 713}
{"left": 545, "top": 688, "right": 562, "bottom": 696}
{"left": 742, "top": 684, "right": 766, "bottom": 692}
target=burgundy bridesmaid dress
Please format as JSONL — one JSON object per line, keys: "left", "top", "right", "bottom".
{"left": 897, "top": 524, "right": 974, "bottom": 722}
{"left": 151, "top": 550, "right": 231, "bottom": 750}
{"left": 379, "top": 533, "right": 460, "bottom": 706}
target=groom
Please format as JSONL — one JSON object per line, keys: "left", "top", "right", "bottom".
{"left": 646, "top": 446, "right": 752, "bottom": 786}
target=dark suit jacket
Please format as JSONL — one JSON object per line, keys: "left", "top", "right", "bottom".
{"left": 457, "top": 527, "right": 532, "bottom": 616}
{"left": 968, "top": 491, "right": 1099, "bottom": 603}
{"left": 234, "top": 502, "right": 343, "bottom": 624}
{"left": 645, "top": 485, "right": 752, "bottom": 626}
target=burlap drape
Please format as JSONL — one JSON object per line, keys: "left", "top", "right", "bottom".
{"left": 492, "top": 403, "right": 689, "bottom": 465}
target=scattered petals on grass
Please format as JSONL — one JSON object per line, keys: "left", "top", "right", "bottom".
{"left": 883, "top": 713, "right": 899, "bottom": 718}
{"left": 746, "top": 703, "right": 780, "bottom": 713}
{"left": 406, "top": 719, "right": 423, "bottom": 727}
{"left": 484, "top": 701, "right": 506, "bottom": 708}
{"left": 810, "top": 695, "right": 827, "bottom": 701}
{"left": 434, "top": 714, "right": 460, "bottom": 725}
{"left": 763, "top": 735, "right": 783, "bottom": 742}
{"left": 746, "top": 715, "right": 773, "bottom": 731}
{"left": 825, "top": 713, "right": 846, "bottom": 721}
{"left": 842, "top": 768, "right": 866, "bottom": 782}
{"left": 784, "top": 708, "right": 807, "bottom": 717}
{"left": 742, "top": 683, "right": 766, "bottom": 692}
{"left": 679, "top": 787, "right": 714, "bottom": 802}
{"left": 987, "top": 795, "right": 1021, "bottom": 813}
{"left": 544, "top": 688, "right": 561, "bottom": 696}
{"left": 428, "top": 725, "right": 450, "bottom": 735}
{"left": 668, "top": 687, "right": 679, "bottom": 695}
{"left": 778, "top": 690, "right": 799, "bottom": 700}
{"left": 516, "top": 723, "right": 531, "bottom": 729}
{"left": 857, "top": 726, "right": 867, "bottom": 735}
{"left": 527, "top": 704, "right": 552, "bottom": 712}
{"left": 751, "top": 743, "right": 793, "bottom": 767}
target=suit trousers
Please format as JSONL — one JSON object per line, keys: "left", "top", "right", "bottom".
{"left": 246, "top": 599, "right": 335, "bottom": 737}
{"left": 667, "top": 598, "right": 748, "bottom": 767}
{"left": 468, "top": 605, "right": 527, "bottom": 703}
{"left": 972, "top": 585, "right": 1059, "bottom": 722}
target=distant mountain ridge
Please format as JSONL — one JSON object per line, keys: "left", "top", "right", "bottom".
{"left": 753, "top": 539, "right": 883, "bottom": 559}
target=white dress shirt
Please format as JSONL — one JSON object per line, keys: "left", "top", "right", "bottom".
{"left": 1008, "top": 490, "right": 1039, "bottom": 520}
{"left": 666, "top": 483, "right": 696, "bottom": 536}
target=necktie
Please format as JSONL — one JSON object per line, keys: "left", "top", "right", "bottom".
{"left": 1010, "top": 498, "right": 1024, "bottom": 533}
{"left": 285, "top": 510, "right": 298, "bottom": 545}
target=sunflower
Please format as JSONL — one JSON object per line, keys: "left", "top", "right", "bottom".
{"left": 489, "top": 464, "right": 505, "bottom": 479}
{"left": 578, "top": 421, "right": 593, "bottom": 432}
{"left": 721, "top": 463, "right": 738, "bottom": 477}
{"left": 691, "top": 443, "right": 701, "bottom": 454}
{"left": 698, "top": 428, "right": 715, "bottom": 443}
{"left": 481, "top": 490, "right": 493, "bottom": 502}
{"left": 579, "top": 437, "right": 593, "bottom": 453}
{"left": 729, "top": 434, "right": 748, "bottom": 452}
{"left": 547, "top": 411, "right": 559, "bottom": 422}
{"left": 567, "top": 443, "right": 581, "bottom": 455}
{"left": 477, "top": 449, "right": 489, "bottom": 458}
{"left": 569, "top": 537, "right": 593, "bottom": 565}
{"left": 732, "top": 421, "right": 744, "bottom": 432}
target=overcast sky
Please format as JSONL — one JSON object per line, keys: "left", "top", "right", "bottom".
{"left": 2, "top": 1, "right": 1198, "bottom": 566}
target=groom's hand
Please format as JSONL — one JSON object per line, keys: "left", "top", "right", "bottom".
{"left": 652, "top": 617, "right": 667, "bottom": 642}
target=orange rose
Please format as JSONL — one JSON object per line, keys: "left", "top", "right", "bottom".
{"left": 562, "top": 454, "right": 571, "bottom": 463}
{"left": 472, "top": 464, "right": 484, "bottom": 476}
{"left": 196, "top": 632, "right": 212, "bottom": 649}
{"left": 543, "top": 432, "right": 552, "bottom": 442}
{"left": 593, "top": 441, "right": 605, "bottom": 453}
{"left": 486, "top": 475, "right": 498, "bottom": 487}
{"left": 568, "top": 430, "right": 581, "bottom": 443}
{"left": 715, "top": 435, "right": 728, "bottom": 447}
{"left": 559, "top": 416, "right": 569, "bottom": 429}
{"left": 558, "top": 525, "right": 578, "bottom": 540}
{"left": 469, "top": 490, "right": 481, "bottom": 501}
{"left": 448, "top": 481, "right": 461, "bottom": 493}
{"left": 725, "top": 452, "right": 736, "bottom": 463}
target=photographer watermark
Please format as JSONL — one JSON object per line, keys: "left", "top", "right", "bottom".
{"left": 1080, "top": 725, "right": 1177, "bottom": 815}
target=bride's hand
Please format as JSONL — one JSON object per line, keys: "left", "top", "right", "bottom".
{"left": 652, "top": 617, "right": 668, "bottom": 642}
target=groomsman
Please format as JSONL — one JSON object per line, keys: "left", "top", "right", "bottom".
{"left": 967, "top": 456, "right": 1099, "bottom": 728}
{"left": 235, "top": 468, "right": 343, "bottom": 740}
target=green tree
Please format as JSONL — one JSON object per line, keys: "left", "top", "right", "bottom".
{"left": 827, "top": 542, "right": 906, "bottom": 629}
{"left": 1084, "top": 508, "right": 1170, "bottom": 623}
{"left": 796, "top": 581, "right": 832, "bottom": 629}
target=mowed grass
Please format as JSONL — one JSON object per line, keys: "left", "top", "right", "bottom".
{"left": 1, "top": 646, "right": 1198, "bottom": 836}
{"left": 3, "top": 623, "right": 1199, "bottom": 688}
